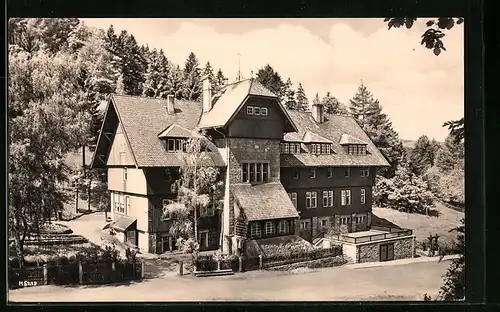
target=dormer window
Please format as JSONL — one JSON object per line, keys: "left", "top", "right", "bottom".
{"left": 247, "top": 106, "right": 254, "bottom": 115}
{"left": 261, "top": 107, "right": 268, "bottom": 116}
{"left": 348, "top": 145, "right": 367, "bottom": 155}
{"left": 281, "top": 142, "right": 301, "bottom": 154}
{"left": 311, "top": 143, "right": 331, "bottom": 154}
{"left": 166, "top": 138, "right": 187, "bottom": 152}
{"left": 254, "top": 107, "right": 261, "bottom": 115}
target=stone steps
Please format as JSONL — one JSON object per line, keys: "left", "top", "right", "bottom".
{"left": 193, "top": 269, "right": 234, "bottom": 277}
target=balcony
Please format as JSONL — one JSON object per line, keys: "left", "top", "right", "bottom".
{"left": 329, "top": 226, "right": 413, "bottom": 244}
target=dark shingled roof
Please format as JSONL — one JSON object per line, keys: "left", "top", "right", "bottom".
{"left": 232, "top": 183, "right": 299, "bottom": 221}
{"left": 111, "top": 95, "right": 225, "bottom": 167}
{"left": 112, "top": 216, "right": 136, "bottom": 232}
{"left": 281, "top": 112, "right": 390, "bottom": 167}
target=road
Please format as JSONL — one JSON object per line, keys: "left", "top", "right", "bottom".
{"left": 9, "top": 260, "right": 451, "bottom": 302}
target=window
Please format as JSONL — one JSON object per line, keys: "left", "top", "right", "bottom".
{"left": 327, "top": 167, "right": 333, "bottom": 178}
{"left": 341, "top": 190, "right": 351, "bottom": 206}
{"left": 292, "top": 170, "right": 299, "bottom": 179}
{"left": 306, "top": 192, "right": 317, "bottom": 208}
{"left": 123, "top": 168, "right": 128, "bottom": 181}
{"left": 340, "top": 217, "right": 351, "bottom": 225}
{"left": 345, "top": 168, "right": 351, "bottom": 178}
{"left": 279, "top": 220, "right": 290, "bottom": 234}
{"left": 250, "top": 223, "right": 261, "bottom": 238}
{"left": 242, "top": 163, "right": 270, "bottom": 183}
{"left": 114, "top": 193, "right": 125, "bottom": 214}
{"left": 300, "top": 220, "right": 310, "bottom": 230}
{"left": 167, "top": 139, "right": 175, "bottom": 152}
{"left": 261, "top": 107, "right": 268, "bottom": 116}
{"left": 311, "top": 144, "right": 320, "bottom": 154}
{"left": 284, "top": 143, "right": 290, "bottom": 154}
{"left": 125, "top": 196, "right": 130, "bottom": 215}
{"left": 164, "top": 168, "right": 173, "bottom": 182}
{"left": 353, "top": 145, "right": 358, "bottom": 155}
{"left": 162, "top": 199, "right": 175, "bottom": 220}
{"left": 355, "top": 215, "right": 366, "bottom": 224}
{"left": 265, "top": 221, "right": 275, "bottom": 235}
{"left": 200, "top": 205, "right": 215, "bottom": 217}
{"left": 359, "top": 146, "right": 367, "bottom": 155}
{"left": 323, "top": 190, "right": 334, "bottom": 207}
{"left": 361, "top": 168, "right": 370, "bottom": 177}
{"left": 247, "top": 106, "right": 254, "bottom": 115}
{"left": 321, "top": 219, "right": 329, "bottom": 228}
{"left": 361, "top": 189, "right": 366, "bottom": 204}
{"left": 120, "top": 143, "right": 126, "bottom": 154}
{"left": 254, "top": 107, "right": 261, "bottom": 116}
{"left": 309, "top": 168, "right": 316, "bottom": 179}
{"left": 321, "top": 144, "right": 330, "bottom": 154}
{"left": 198, "top": 230, "right": 209, "bottom": 248}
{"left": 288, "top": 192, "right": 298, "bottom": 208}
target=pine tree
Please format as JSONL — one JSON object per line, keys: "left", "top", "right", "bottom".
{"left": 143, "top": 49, "right": 163, "bottom": 98}
{"left": 203, "top": 61, "right": 216, "bottom": 92}
{"left": 168, "top": 64, "right": 185, "bottom": 99}
{"left": 313, "top": 93, "right": 321, "bottom": 105}
{"left": 182, "top": 52, "right": 202, "bottom": 101}
{"left": 281, "top": 77, "right": 297, "bottom": 110}
{"left": 295, "top": 83, "right": 309, "bottom": 111}
{"left": 409, "top": 135, "right": 436, "bottom": 176}
{"left": 255, "top": 64, "right": 285, "bottom": 97}
{"left": 435, "top": 134, "right": 464, "bottom": 171}
{"left": 353, "top": 85, "right": 405, "bottom": 178}
{"left": 213, "top": 68, "right": 227, "bottom": 95}
{"left": 321, "top": 92, "right": 349, "bottom": 115}
{"left": 349, "top": 82, "right": 375, "bottom": 128}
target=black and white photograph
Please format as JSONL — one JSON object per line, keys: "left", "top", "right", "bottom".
{"left": 8, "top": 17, "right": 465, "bottom": 302}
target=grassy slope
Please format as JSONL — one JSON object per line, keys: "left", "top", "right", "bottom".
{"left": 372, "top": 201, "right": 464, "bottom": 245}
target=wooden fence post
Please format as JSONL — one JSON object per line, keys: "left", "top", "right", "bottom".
{"left": 112, "top": 262, "right": 116, "bottom": 271}
{"left": 259, "top": 255, "right": 263, "bottom": 270}
{"left": 179, "top": 261, "right": 184, "bottom": 276}
{"left": 238, "top": 256, "right": 243, "bottom": 273}
{"left": 43, "top": 264, "right": 48, "bottom": 285}
{"left": 141, "top": 262, "right": 145, "bottom": 279}
{"left": 217, "top": 260, "right": 221, "bottom": 271}
{"left": 78, "top": 262, "right": 83, "bottom": 284}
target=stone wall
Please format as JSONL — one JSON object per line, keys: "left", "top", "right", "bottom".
{"left": 357, "top": 237, "right": 414, "bottom": 263}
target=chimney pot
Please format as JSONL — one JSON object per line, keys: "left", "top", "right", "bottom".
{"left": 203, "top": 75, "right": 213, "bottom": 113}
{"left": 166, "top": 95, "right": 175, "bottom": 114}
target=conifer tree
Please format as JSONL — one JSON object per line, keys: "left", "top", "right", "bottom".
{"left": 349, "top": 82, "right": 374, "bottom": 129}
{"left": 281, "top": 77, "right": 297, "bottom": 110}
{"left": 435, "top": 134, "right": 464, "bottom": 171}
{"left": 295, "top": 83, "right": 309, "bottom": 111}
{"left": 213, "top": 68, "right": 227, "bottom": 95}
{"left": 143, "top": 49, "right": 164, "bottom": 98}
{"left": 168, "top": 64, "right": 185, "bottom": 99}
{"left": 182, "top": 52, "right": 202, "bottom": 101}
{"left": 409, "top": 135, "right": 436, "bottom": 176}
{"left": 255, "top": 64, "right": 285, "bottom": 97}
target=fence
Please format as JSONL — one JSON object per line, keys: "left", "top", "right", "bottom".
{"left": 330, "top": 228, "right": 413, "bottom": 244}
{"left": 193, "top": 246, "right": 342, "bottom": 273}
{"left": 8, "top": 261, "right": 143, "bottom": 289}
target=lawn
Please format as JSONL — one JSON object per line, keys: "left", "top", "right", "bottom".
{"left": 373, "top": 201, "right": 464, "bottom": 246}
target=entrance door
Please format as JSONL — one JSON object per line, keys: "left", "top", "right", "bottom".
{"left": 380, "top": 243, "right": 395, "bottom": 261}
{"left": 199, "top": 231, "right": 209, "bottom": 250}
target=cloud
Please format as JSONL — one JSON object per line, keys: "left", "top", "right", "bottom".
{"left": 82, "top": 18, "right": 464, "bottom": 141}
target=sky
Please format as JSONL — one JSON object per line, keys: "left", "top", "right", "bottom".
{"left": 82, "top": 18, "right": 464, "bottom": 141}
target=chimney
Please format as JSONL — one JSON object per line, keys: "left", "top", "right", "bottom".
{"left": 202, "top": 74, "right": 212, "bottom": 113}
{"left": 312, "top": 103, "right": 325, "bottom": 123}
{"left": 166, "top": 94, "right": 175, "bottom": 114}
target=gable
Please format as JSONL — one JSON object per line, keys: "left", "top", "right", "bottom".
{"left": 107, "top": 119, "right": 136, "bottom": 166}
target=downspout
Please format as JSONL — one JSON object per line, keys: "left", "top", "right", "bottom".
{"left": 213, "top": 127, "right": 230, "bottom": 253}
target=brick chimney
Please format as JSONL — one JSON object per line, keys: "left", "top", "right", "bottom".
{"left": 166, "top": 94, "right": 175, "bottom": 114}
{"left": 202, "top": 75, "right": 212, "bottom": 113}
{"left": 312, "top": 103, "right": 325, "bottom": 123}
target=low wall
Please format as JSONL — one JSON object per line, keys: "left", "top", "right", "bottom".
{"left": 268, "top": 256, "right": 347, "bottom": 271}
{"left": 358, "top": 236, "right": 414, "bottom": 263}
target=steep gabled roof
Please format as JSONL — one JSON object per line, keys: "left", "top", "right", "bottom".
{"left": 198, "top": 78, "right": 298, "bottom": 133}
{"left": 103, "top": 95, "right": 224, "bottom": 167}
{"left": 339, "top": 133, "right": 368, "bottom": 145}
{"left": 232, "top": 182, "right": 300, "bottom": 221}
{"left": 281, "top": 112, "right": 389, "bottom": 167}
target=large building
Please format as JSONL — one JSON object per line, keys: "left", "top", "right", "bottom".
{"left": 92, "top": 77, "right": 415, "bottom": 262}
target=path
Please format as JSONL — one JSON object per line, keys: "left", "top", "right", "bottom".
{"left": 9, "top": 259, "right": 452, "bottom": 302}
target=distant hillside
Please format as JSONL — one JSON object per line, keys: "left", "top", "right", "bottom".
{"left": 401, "top": 139, "right": 416, "bottom": 149}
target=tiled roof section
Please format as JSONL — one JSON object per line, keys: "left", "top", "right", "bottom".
{"left": 249, "top": 79, "right": 277, "bottom": 97}
{"left": 158, "top": 124, "right": 194, "bottom": 138}
{"left": 283, "top": 132, "right": 303, "bottom": 142}
{"left": 282, "top": 112, "right": 389, "bottom": 167}
{"left": 339, "top": 133, "right": 368, "bottom": 145}
{"left": 302, "top": 131, "right": 333, "bottom": 143}
{"left": 197, "top": 80, "right": 252, "bottom": 129}
{"left": 232, "top": 182, "right": 300, "bottom": 221}
{"left": 111, "top": 95, "right": 224, "bottom": 167}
